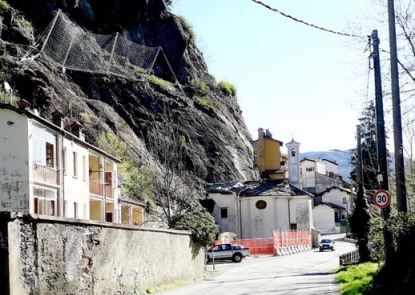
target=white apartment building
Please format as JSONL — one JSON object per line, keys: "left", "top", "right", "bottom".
{"left": 0, "top": 100, "right": 122, "bottom": 222}
{"left": 300, "top": 158, "right": 342, "bottom": 194}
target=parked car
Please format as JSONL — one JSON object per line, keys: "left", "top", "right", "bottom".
{"left": 206, "top": 243, "right": 250, "bottom": 263}
{"left": 319, "top": 239, "right": 335, "bottom": 251}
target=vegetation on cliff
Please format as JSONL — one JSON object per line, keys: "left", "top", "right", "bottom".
{"left": 0, "top": 0, "right": 255, "bottom": 241}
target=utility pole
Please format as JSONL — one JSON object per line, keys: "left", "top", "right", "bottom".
{"left": 388, "top": 0, "right": 407, "bottom": 212}
{"left": 371, "top": 30, "right": 390, "bottom": 219}
{"left": 371, "top": 29, "right": 394, "bottom": 263}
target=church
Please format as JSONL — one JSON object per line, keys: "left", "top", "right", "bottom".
{"left": 204, "top": 128, "right": 313, "bottom": 239}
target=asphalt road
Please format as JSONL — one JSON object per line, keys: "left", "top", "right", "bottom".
{"left": 158, "top": 234, "right": 356, "bottom": 295}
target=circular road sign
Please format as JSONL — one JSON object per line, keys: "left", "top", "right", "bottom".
{"left": 373, "top": 189, "right": 391, "bottom": 209}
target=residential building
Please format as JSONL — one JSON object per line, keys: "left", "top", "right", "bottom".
{"left": 0, "top": 100, "right": 123, "bottom": 223}
{"left": 313, "top": 186, "right": 353, "bottom": 234}
{"left": 252, "top": 128, "right": 285, "bottom": 180}
{"left": 300, "top": 158, "right": 343, "bottom": 194}
{"left": 205, "top": 180, "right": 313, "bottom": 239}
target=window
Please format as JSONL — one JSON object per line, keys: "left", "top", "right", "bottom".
{"left": 46, "top": 142, "right": 54, "bottom": 167}
{"left": 73, "top": 152, "right": 78, "bottom": 177}
{"left": 256, "top": 200, "right": 267, "bottom": 210}
{"left": 33, "top": 186, "right": 57, "bottom": 216}
{"left": 74, "top": 202, "right": 78, "bottom": 218}
{"left": 63, "top": 148, "right": 67, "bottom": 174}
{"left": 32, "top": 125, "right": 56, "bottom": 168}
{"left": 291, "top": 148, "right": 296, "bottom": 157}
{"left": 220, "top": 208, "right": 228, "bottom": 218}
{"left": 290, "top": 223, "right": 297, "bottom": 230}
{"left": 82, "top": 155, "right": 87, "bottom": 181}
{"left": 306, "top": 167, "right": 314, "bottom": 172}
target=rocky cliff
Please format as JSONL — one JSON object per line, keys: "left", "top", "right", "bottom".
{"left": 0, "top": 0, "right": 256, "bottom": 189}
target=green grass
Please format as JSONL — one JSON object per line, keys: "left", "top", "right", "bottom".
{"left": 336, "top": 263, "right": 382, "bottom": 295}
{"left": 196, "top": 97, "right": 216, "bottom": 113}
{"left": 149, "top": 75, "right": 175, "bottom": 89}
{"left": 191, "top": 78, "right": 208, "bottom": 94}
{"left": 0, "top": 0, "right": 9, "bottom": 10}
{"left": 0, "top": 92, "right": 19, "bottom": 105}
{"left": 218, "top": 81, "right": 236, "bottom": 96}
{"left": 177, "top": 15, "right": 196, "bottom": 41}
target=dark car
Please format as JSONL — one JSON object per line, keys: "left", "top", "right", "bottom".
{"left": 319, "top": 239, "right": 335, "bottom": 251}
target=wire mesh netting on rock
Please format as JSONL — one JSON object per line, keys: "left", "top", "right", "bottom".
{"left": 25, "top": 10, "right": 168, "bottom": 79}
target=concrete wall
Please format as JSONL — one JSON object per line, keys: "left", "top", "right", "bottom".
{"left": 0, "top": 110, "right": 30, "bottom": 212}
{"left": 322, "top": 188, "right": 352, "bottom": 215}
{"left": 4, "top": 213, "right": 203, "bottom": 294}
{"left": 315, "top": 174, "right": 342, "bottom": 195}
{"left": 313, "top": 205, "right": 337, "bottom": 233}
{"left": 208, "top": 192, "right": 239, "bottom": 235}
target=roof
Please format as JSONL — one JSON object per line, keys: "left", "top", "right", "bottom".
{"left": 301, "top": 158, "right": 316, "bottom": 163}
{"left": 315, "top": 186, "right": 352, "bottom": 197}
{"left": 322, "top": 159, "right": 338, "bottom": 165}
{"left": 252, "top": 136, "right": 283, "bottom": 146}
{"left": 300, "top": 157, "right": 338, "bottom": 166}
{"left": 119, "top": 196, "right": 146, "bottom": 207}
{"left": 206, "top": 182, "right": 243, "bottom": 193}
{"left": 286, "top": 138, "right": 300, "bottom": 145}
{"left": 0, "top": 102, "right": 120, "bottom": 162}
{"left": 315, "top": 202, "right": 346, "bottom": 210}
{"left": 238, "top": 179, "right": 313, "bottom": 197}
{"left": 261, "top": 169, "right": 285, "bottom": 178}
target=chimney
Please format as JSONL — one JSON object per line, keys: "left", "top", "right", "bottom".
{"left": 52, "top": 110, "right": 65, "bottom": 129}
{"left": 258, "top": 128, "right": 264, "bottom": 139}
{"left": 17, "top": 99, "right": 31, "bottom": 110}
{"left": 71, "top": 121, "right": 85, "bottom": 141}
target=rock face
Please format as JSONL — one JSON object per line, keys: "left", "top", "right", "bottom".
{"left": 0, "top": 0, "right": 256, "bottom": 186}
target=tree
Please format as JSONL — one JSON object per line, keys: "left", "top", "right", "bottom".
{"left": 97, "top": 132, "right": 153, "bottom": 204}
{"left": 350, "top": 101, "right": 380, "bottom": 195}
{"left": 349, "top": 124, "right": 372, "bottom": 263}
{"left": 144, "top": 103, "right": 218, "bottom": 245}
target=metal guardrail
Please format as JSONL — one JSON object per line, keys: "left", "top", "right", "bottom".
{"left": 339, "top": 249, "right": 360, "bottom": 266}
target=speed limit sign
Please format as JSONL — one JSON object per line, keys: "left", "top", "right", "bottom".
{"left": 373, "top": 190, "right": 391, "bottom": 209}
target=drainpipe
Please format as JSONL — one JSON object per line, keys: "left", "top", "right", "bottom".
{"left": 100, "top": 157, "right": 106, "bottom": 222}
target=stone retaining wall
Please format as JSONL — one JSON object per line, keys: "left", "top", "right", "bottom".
{"left": 2, "top": 213, "right": 204, "bottom": 294}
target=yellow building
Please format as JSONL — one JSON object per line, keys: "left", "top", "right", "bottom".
{"left": 252, "top": 128, "right": 286, "bottom": 179}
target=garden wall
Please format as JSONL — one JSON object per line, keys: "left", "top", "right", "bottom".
{"left": 1, "top": 213, "right": 204, "bottom": 294}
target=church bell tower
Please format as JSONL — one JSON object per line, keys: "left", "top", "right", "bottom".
{"left": 286, "top": 139, "right": 301, "bottom": 187}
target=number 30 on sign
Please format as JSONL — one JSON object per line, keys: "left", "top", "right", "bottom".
{"left": 373, "top": 190, "right": 391, "bottom": 209}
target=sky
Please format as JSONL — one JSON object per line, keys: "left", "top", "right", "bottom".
{"left": 172, "top": 0, "right": 388, "bottom": 153}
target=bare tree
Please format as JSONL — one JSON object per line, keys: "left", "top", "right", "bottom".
{"left": 144, "top": 103, "right": 203, "bottom": 227}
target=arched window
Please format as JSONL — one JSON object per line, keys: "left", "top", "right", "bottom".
{"left": 291, "top": 148, "right": 296, "bottom": 157}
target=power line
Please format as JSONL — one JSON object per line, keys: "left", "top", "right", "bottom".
{"left": 249, "top": 0, "right": 363, "bottom": 38}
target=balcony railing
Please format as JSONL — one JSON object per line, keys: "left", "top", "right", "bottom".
{"left": 32, "top": 164, "right": 57, "bottom": 185}
{"left": 89, "top": 180, "right": 114, "bottom": 198}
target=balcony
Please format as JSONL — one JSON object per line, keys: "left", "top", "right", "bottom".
{"left": 89, "top": 180, "right": 114, "bottom": 198}
{"left": 32, "top": 164, "right": 57, "bottom": 185}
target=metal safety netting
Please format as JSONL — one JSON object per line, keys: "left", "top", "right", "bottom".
{"left": 22, "top": 10, "right": 175, "bottom": 80}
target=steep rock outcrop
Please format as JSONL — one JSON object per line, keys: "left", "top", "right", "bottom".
{"left": 0, "top": 0, "right": 256, "bottom": 186}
